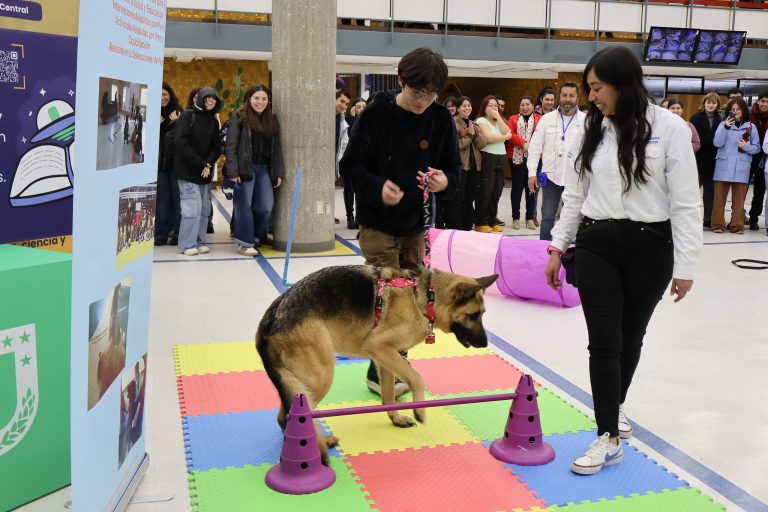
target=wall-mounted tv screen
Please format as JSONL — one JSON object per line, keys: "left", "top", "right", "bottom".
{"left": 644, "top": 27, "right": 698, "bottom": 62}
{"left": 694, "top": 30, "right": 747, "bottom": 64}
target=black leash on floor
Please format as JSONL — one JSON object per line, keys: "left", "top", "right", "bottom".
{"left": 731, "top": 259, "right": 768, "bottom": 270}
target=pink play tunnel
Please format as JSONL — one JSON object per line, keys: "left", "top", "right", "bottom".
{"left": 429, "top": 229, "right": 580, "bottom": 307}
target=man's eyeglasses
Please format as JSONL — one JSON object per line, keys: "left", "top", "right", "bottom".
{"left": 407, "top": 86, "right": 439, "bottom": 100}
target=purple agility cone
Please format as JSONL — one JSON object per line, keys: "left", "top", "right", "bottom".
{"left": 489, "top": 374, "right": 555, "bottom": 465}
{"left": 265, "top": 394, "right": 336, "bottom": 494}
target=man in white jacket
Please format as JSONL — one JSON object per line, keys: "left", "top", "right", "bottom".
{"left": 527, "top": 83, "right": 586, "bottom": 240}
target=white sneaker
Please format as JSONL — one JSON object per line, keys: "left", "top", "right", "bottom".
{"left": 238, "top": 246, "right": 258, "bottom": 257}
{"left": 197, "top": 245, "right": 210, "bottom": 254}
{"left": 570, "top": 432, "right": 623, "bottom": 475}
{"left": 182, "top": 248, "right": 199, "bottom": 256}
{"left": 618, "top": 403, "right": 633, "bottom": 439}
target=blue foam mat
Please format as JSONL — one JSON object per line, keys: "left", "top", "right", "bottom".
{"left": 184, "top": 408, "right": 342, "bottom": 472}
{"left": 497, "top": 431, "right": 689, "bottom": 506}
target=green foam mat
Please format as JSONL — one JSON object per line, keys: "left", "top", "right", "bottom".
{"left": 322, "top": 362, "right": 402, "bottom": 405}
{"left": 553, "top": 488, "right": 726, "bottom": 511}
{"left": 188, "top": 458, "right": 373, "bottom": 511}
{"left": 444, "top": 387, "right": 596, "bottom": 439}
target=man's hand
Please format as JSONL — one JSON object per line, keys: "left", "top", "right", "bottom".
{"left": 418, "top": 168, "right": 448, "bottom": 193}
{"left": 669, "top": 278, "right": 693, "bottom": 303}
{"left": 382, "top": 180, "right": 404, "bottom": 205}
{"left": 528, "top": 176, "right": 538, "bottom": 193}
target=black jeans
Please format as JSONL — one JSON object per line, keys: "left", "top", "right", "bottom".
{"left": 510, "top": 159, "right": 535, "bottom": 220}
{"left": 575, "top": 218, "right": 673, "bottom": 437}
{"left": 749, "top": 155, "right": 766, "bottom": 221}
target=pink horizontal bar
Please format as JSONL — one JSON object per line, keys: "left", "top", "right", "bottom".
{"left": 311, "top": 392, "right": 518, "bottom": 419}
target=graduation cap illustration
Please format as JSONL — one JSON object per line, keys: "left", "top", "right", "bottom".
{"left": 9, "top": 99, "right": 75, "bottom": 207}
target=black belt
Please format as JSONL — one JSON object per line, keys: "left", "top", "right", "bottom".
{"left": 580, "top": 217, "right": 672, "bottom": 242}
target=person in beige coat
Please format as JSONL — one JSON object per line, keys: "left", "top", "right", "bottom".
{"left": 454, "top": 96, "right": 487, "bottom": 230}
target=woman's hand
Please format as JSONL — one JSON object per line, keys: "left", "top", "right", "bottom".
{"left": 669, "top": 279, "right": 693, "bottom": 303}
{"left": 273, "top": 177, "right": 282, "bottom": 189}
{"left": 724, "top": 116, "right": 735, "bottom": 128}
{"left": 544, "top": 252, "right": 562, "bottom": 290}
{"left": 467, "top": 123, "right": 475, "bottom": 136}
{"left": 737, "top": 138, "right": 746, "bottom": 150}
{"left": 170, "top": 110, "right": 180, "bottom": 121}
{"left": 232, "top": 176, "right": 241, "bottom": 184}
{"left": 201, "top": 164, "right": 211, "bottom": 178}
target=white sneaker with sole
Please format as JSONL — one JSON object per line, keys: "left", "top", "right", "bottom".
{"left": 182, "top": 248, "right": 199, "bottom": 256}
{"left": 198, "top": 245, "right": 210, "bottom": 254}
{"left": 238, "top": 246, "right": 258, "bottom": 257}
{"left": 366, "top": 378, "right": 410, "bottom": 398}
{"left": 618, "top": 403, "right": 633, "bottom": 439}
{"left": 570, "top": 432, "right": 623, "bottom": 475}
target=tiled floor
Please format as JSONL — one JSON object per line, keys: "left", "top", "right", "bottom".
{"left": 17, "top": 186, "right": 768, "bottom": 511}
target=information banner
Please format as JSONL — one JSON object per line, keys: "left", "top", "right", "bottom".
{"left": 69, "top": 0, "right": 165, "bottom": 510}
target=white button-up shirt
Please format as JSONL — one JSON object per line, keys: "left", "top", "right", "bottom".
{"left": 527, "top": 108, "right": 586, "bottom": 186}
{"left": 550, "top": 105, "right": 703, "bottom": 279}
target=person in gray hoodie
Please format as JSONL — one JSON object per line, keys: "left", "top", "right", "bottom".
{"left": 174, "top": 87, "right": 222, "bottom": 255}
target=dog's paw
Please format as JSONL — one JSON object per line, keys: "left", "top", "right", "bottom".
{"left": 414, "top": 408, "right": 426, "bottom": 423}
{"left": 390, "top": 413, "right": 417, "bottom": 428}
{"left": 323, "top": 434, "right": 339, "bottom": 448}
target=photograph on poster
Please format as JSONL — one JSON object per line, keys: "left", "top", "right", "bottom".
{"left": 116, "top": 183, "right": 157, "bottom": 269}
{"left": 87, "top": 278, "right": 131, "bottom": 410}
{"left": 96, "top": 77, "right": 148, "bottom": 170}
{"left": 118, "top": 353, "right": 146, "bottom": 467}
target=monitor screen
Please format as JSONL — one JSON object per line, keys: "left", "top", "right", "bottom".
{"left": 644, "top": 27, "right": 698, "bottom": 62}
{"left": 694, "top": 30, "right": 747, "bottom": 64}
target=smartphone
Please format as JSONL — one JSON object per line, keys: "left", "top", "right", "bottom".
{"left": 727, "top": 112, "right": 736, "bottom": 121}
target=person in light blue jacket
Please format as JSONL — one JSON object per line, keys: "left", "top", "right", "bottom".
{"left": 711, "top": 97, "right": 760, "bottom": 234}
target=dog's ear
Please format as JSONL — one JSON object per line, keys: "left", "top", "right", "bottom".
{"left": 476, "top": 274, "right": 499, "bottom": 290}
{"left": 452, "top": 282, "right": 482, "bottom": 306}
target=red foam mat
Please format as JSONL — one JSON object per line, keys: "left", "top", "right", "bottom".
{"left": 177, "top": 371, "right": 280, "bottom": 416}
{"left": 347, "top": 442, "right": 546, "bottom": 511}
{"left": 412, "top": 354, "right": 534, "bottom": 395}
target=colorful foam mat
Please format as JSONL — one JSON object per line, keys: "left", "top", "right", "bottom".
{"left": 173, "top": 336, "right": 726, "bottom": 512}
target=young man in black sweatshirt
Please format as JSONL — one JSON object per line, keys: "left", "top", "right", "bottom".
{"left": 340, "top": 47, "right": 460, "bottom": 396}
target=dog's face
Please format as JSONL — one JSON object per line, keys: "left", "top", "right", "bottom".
{"left": 444, "top": 274, "right": 498, "bottom": 348}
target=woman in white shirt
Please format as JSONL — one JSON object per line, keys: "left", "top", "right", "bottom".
{"left": 474, "top": 95, "right": 512, "bottom": 232}
{"left": 544, "top": 46, "right": 702, "bottom": 476}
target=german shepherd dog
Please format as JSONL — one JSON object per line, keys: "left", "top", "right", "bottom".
{"left": 256, "top": 265, "right": 498, "bottom": 464}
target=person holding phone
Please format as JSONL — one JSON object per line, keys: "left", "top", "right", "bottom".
{"left": 474, "top": 95, "right": 512, "bottom": 232}
{"left": 544, "top": 46, "right": 702, "bottom": 475}
{"left": 711, "top": 97, "right": 761, "bottom": 234}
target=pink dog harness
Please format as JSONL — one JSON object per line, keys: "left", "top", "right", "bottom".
{"left": 373, "top": 277, "right": 436, "bottom": 344}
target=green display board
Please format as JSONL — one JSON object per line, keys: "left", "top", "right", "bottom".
{"left": 0, "top": 244, "right": 72, "bottom": 511}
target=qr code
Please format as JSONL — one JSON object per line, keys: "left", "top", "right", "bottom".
{"left": 0, "top": 50, "right": 20, "bottom": 84}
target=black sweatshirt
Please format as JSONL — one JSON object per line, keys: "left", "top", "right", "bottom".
{"left": 339, "top": 90, "right": 459, "bottom": 236}
{"left": 173, "top": 87, "right": 222, "bottom": 184}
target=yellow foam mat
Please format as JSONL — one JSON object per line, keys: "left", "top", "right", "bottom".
{"left": 173, "top": 341, "right": 263, "bottom": 376}
{"left": 408, "top": 330, "right": 494, "bottom": 360}
{"left": 259, "top": 240, "right": 356, "bottom": 259}
{"left": 322, "top": 405, "right": 477, "bottom": 455}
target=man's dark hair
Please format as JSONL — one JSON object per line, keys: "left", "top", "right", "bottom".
{"left": 336, "top": 89, "right": 351, "bottom": 100}
{"left": 559, "top": 82, "right": 580, "bottom": 95}
{"left": 495, "top": 95, "right": 506, "bottom": 102}
{"left": 397, "top": 47, "right": 448, "bottom": 91}
{"left": 758, "top": 90, "right": 768, "bottom": 101}
{"left": 727, "top": 87, "right": 743, "bottom": 97}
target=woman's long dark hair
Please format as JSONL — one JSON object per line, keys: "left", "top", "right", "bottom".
{"left": 577, "top": 46, "right": 652, "bottom": 193}
{"left": 161, "top": 82, "right": 181, "bottom": 119}
{"left": 237, "top": 84, "right": 275, "bottom": 136}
